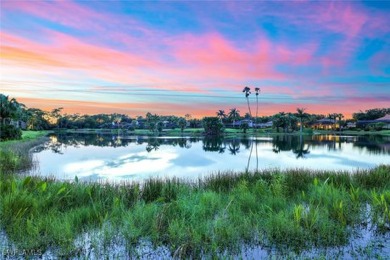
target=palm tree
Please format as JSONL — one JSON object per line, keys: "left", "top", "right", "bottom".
{"left": 244, "top": 112, "right": 251, "bottom": 119}
{"left": 295, "top": 108, "right": 307, "bottom": 134}
{"left": 328, "top": 113, "right": 338, "bottom": 130}
{"left": 228, "top": 108, "right": 240, "bottom": 128}
{"left": 337, "top": 113, "right": 344, "bottom": 132}
{"left": 178, "top": 118, "right": 186, "bottom": 134}
{"left": 242, "top": 86, "right": 252, "bottom": 118}
{"left": 216, "top": 110, "right": 226, "bottom": 123}
{"left": 273, "top": 112, "right": 287, "bottom": 133}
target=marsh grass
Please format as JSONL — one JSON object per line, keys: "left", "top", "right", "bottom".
{"left": 1, "top": 143, "right": 389, "bottom": 257}
{"left": 0, "top": 137, "right": 47, "bottom": 174}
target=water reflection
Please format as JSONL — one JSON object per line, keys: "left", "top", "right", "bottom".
{"left": 32, "top": 133, "right": 390, "bottom": 181}
{"left": 44, "top": 133, "right": 390, "bottom": 156}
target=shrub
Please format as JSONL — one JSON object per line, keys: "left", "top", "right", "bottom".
{"left": 202, "top": 117, "right": 224, "bottom": 136}
{"left": 0, "top": 124, "right": 22, "bottom": 141}
{"left": 374, "top": 122, "right": 385, "bottom": 131}
{"left": 240, "top": 121, "right": 249, "bottom": 133}
{"left": 304, "top": 128, "right": 313, "bottom": 134}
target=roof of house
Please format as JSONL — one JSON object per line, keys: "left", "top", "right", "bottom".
{"left": 375, "top": 114, "right": 390, "bottom": 121}
{"left": 316, "top": 118, "right": 336, "bottom": 124}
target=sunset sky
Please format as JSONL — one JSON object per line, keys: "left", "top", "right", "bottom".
{"left": 1, "top": 0, "right": 389, "bottom": 118}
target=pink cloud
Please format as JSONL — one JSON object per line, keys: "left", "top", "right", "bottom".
{"left": 313, "top": 3, "right": 367, "bottom": 39}
{"left": 3, "top": 0, "right": 109, "bottom": 31}
{"left": 168, "top": 32, "right": 317, "bottom": 84}
{"left": 1, "top": 31, "right": 167, "bottom": 88}
{"left": 2, "top": 28, "right": 364, "bottom": 102}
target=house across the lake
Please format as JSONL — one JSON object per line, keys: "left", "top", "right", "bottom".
{"left": 357, "top": 114, "right": 390, "bottom": 129}
{"left": 226, "top": 120, "right": 273, "bottom": 128}
{"left": 257, "top": 121, "right": 273, "bottom": 128}
{"left": 312, "top": 118, "right": 337, "bottom": 130}
{"left": 346, "top": 122, "right": 356, "bottom": 129}
{"left": 225, "top": 120, "right": 252, "bottom": 128}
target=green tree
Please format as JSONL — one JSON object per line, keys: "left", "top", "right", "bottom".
{"left": 353, "top": 108, "right": 390, "bottom": 120}
{"left": 203, "top": 117, "right": 224, "bottom": 136}
{"left": 146, "top": 112, "right": 159, "bottom": 133}
{"left": 228, "top": 108, "right": 240, "bottom": 128}
{"left": 178, "top": 118, "right": 187, "bottom": 134}
{"left": 51, "top": 107, "right": 63, "bottom": 130}
{"left": 131, "top": 120, "right": 138, "bottom": 130}
{"left": 156, "top": 121, "right": 164, "bottom": 133}
{"left": 0, "top": 94, "right": 22, "bottom": 126}
{"left": 216, "top": 110, "right": 226, "bottom": 123}
{"left": 0, "top": 94, "right": 23, "bottom": 140}
{"left": 25, "top": 108, "right": 50, "bottom": 130}
{"left": 240, "top": 121, "right": 249, "bottom": 133}
{"left": 273, "top": 112, "right": 289, "bottom": 133}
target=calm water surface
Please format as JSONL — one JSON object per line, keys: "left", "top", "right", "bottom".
{"left": 30, "top": 134, "right": 390, "bottom": 181}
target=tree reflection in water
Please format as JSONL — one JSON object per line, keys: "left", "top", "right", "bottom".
{"left": 293, "top": 135, "right": 310, "bottom": 159}
{"left": 228, "top": 139, "right": 240, "bottom": 155}
{"left": 43, "top": 133, "right": 390, "bottom": 162}
{"left": 203, "top": 137, "right": 224, "bottom": 152}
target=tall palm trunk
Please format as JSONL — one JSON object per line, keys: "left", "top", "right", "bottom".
{"left": 256, "top": 95, "right": 259, "bottom": 131}
{"left": 246, "top": 97, "right": 252, "bottom": 118}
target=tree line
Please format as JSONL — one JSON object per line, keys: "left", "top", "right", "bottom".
{"left": 1, "top": 93, "right": 389, "bottom": 141}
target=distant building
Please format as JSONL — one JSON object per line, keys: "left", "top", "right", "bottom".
{"left": 312, "top": 118, "right": 336, "bottom": 130}
{"left": 135, "top": 119, "right": 146, "bottom": 129}
{"left": 236, "top": 119, "right": 253, "bottom": 127}
{"left": 357, "top": 114, "right": 390, "bottom": 129}
{"left": 256, "top": 121, "right": 273, "bottom": 128}
{"left": 10, "top": 120, "right": 27, "bottom": 130}
{"left": 374, "top": 114, "right": 390, "bottom": 129}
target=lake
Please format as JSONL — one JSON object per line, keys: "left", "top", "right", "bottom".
{"left": 30, "top": 133, "right": 390, "bottom": 182}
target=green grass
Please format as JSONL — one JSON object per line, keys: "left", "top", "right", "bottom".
{"left": 0, "top": 130, "right": 50, "bottom": 148}
{"left": 1, "top": 163, "right": 389, "bottom": 258}
{"left": 0, "top": 131, "right": 50, "bottom": 174}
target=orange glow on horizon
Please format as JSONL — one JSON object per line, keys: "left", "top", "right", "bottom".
{"left": 15, "top": 96, "right": 389, "bottom": 119}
